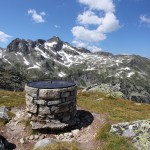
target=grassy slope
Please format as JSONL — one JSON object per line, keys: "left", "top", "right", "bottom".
{"left": 0, "top": 90, "right": 26, "bottom": 127}
{"left": 77, "top": 91, "right": 150, "bottom": 123}
{"left": 0, "top": 90, "right": 150, "bottom": 150}
{"left": 0, "top": 90, "right": 25, "bottom": 107}
{"left": 77, "top": 91, "right": 150, "bottom": 150}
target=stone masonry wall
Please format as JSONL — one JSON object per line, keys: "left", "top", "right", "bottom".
{"left": 25, "top": 85, "right": 77, "bottom": 130}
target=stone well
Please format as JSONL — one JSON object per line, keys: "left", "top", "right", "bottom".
{"left": 25, "top": 81, "right": 77, "bottom": 130}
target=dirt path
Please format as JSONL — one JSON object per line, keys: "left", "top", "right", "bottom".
{"left": 0, "top": 107, "right": 106, "bottom": 150}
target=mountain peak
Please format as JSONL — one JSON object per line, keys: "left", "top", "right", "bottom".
{"left": 47, "top": 36, "right": 62, "bottom": 43}
{"left": 6, "top": 38, "right": 29, "bottom": 54}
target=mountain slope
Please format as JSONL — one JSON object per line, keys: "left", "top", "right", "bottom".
{"left": 0, "top": 36, "right": 150, "bottom": 103}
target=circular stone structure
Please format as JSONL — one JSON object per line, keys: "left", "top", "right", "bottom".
{"left": 25, "top": 81, "right": 77, "bottom": 130}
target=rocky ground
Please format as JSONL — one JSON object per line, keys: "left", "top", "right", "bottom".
{"left": 0, "top": 107, "right": 106, "bottom": 150}
{"left": 110, "top": 119, "right": 150, "bottom": 150}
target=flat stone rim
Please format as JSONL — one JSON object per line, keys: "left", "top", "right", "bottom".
{"left": 27, "top": 80, "right": 76, "bottom": 89}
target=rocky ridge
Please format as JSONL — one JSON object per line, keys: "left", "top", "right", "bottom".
{"left": 0, "top": 36, "right": 150, "bottom": 103}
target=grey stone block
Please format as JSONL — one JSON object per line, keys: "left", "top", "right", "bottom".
{"left": 47, "top": 100, "right": 61, "bottom": 106}
{"left": 39, "top": 89, "right": 61, "bottom": 100}
{"left": 34, "top": 100, "right": 47, "bottom": 105}
{"left": 0, "top": 107, "right": 9, "bottom": 121}
{"left": 61, "top": 92, "right": 70, "bottom": 98}
{"left": 39, "top": 106, "right": 50, "bottom": 115}
{"left": 26, "top": 101, "right": 37, "bottom": 113}
{"left": 25, "top": 85, "right": 38, "bottom": 97}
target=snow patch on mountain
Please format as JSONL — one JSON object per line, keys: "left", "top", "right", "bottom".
{"left": 58, "top": 71, "right": 66, "bottom": 77}
{"left": 27, "top": 65, "right": 40, "bottom": 69}
{"left": 120, "top": 67, "right": 130, "bottom": 71}
{"left": 45, "top": 41, "right": 57, "bottom": 48}
{"left": 35, "top": 46, "right": 49, "bottom": 59}
{"left": 127, "top": 72, "right": 135, "bottom": 77}
{"left": 23, "top": 57, "right": 30, "bottom": 65}
{"left": 17, "top": 52, "right": 23, "bottom": 55}
{"left": 3, "top": 58, "right": 11, "bottom": 64}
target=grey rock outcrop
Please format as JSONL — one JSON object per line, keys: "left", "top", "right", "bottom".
{"left": 83, "top": 83, "right": 124, "bottom": 98}
{"left": 110, "top": 119, "right": 150, "bottom": 150}
{"left": 0, "top": 107, "right": 9, "bottom": 121}
{"left": 34, "top": 138, "right": 57, "bottom": 150}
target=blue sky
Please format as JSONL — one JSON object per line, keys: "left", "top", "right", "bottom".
{"left": 0, "top": 0, "right": 150, "bottom": 58}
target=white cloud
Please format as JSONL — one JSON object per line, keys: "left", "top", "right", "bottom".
{"left": 77, "top": 10, "right": 102, "bottom": 25}
{"left": 71, "top": 0, "right": 120, "bottom": 50}
{"left": 0, "top": 31, "right": 12, "bottom": 43}
{"left": 54, "top": 25, "right": 61, "bottom": 28}
{"left": 72, "top": 40, "right": 102, "bottom": 52}
{"left": 78, "top": 0, "right": 115, "bottom": 12}
{"left": 98, "top": 12, "right": 120, "bottom": 33}
{"left": 87, "top": 45, "right": 103, "bottom": 52}
{"left": 28, "top": 9, "right": 46, "bottom": 23}
{"left": 72, "top": 26, "right": 106, "bottom": 42}
{"left": 140, "top": 15, "right": 150, "bottom": 24}
{"left": 72, "top": 40, "right": 88, "bottom": 47}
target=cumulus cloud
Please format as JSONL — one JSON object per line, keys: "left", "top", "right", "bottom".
{"left": 72, "top": 40, "right": 103, "bottom": 52}
{"left": 0, "top": 31, "right": 12, "bottom": 43}
{"left": 98, "top": 12, "right": 120, "bottom": 33}
{"left": 77, "top": 10, "right": 102, "bottom": 25}
{"left": 71, "top": 0, "right": 120, "bottom": 51}
{"left": 28, "top": 9, "right": 46, "bottom": 23}
{"left": 72, "top": 40, "right": 88, "bottom": 48}
{"left": 78, "top": 0, "right": 115, "bottom": 12}
{"left": 87, "top": 45, "right": 103, "bottom": 52}
{"left": 140, "top": 15, "right": 150, "bottom": 24}
{"left": 72, "top": 26, "right": 106, "bottom": 42}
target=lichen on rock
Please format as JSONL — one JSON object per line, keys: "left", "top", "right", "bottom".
{"left": 110, "top": 119, "right": 150, "bottom": 150}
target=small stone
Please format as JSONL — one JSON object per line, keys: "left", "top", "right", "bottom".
{"left": 34, "top": 138, "right": 57, "bottom": 149}
{"left": 72, "top": 129, "right": 80, "bottom": 136}
{"left": 20, "top": 138, "right": 25, "bottom": 144}
{"left": 39, "top": 135, "right": 45, "bottom": 140}
{"left": 64, "top": 132, "right": 73, "bottom": 138}
{"left": 96, "top": 98, "right": 104, "bottom": 101}
{"left": 29, "top": 135, "right": 34, "bottom": 140}
{"left": 34, "top": 135, "right": 39, "bottom": 140}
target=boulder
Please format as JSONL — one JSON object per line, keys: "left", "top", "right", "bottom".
{"left": 34, "top": 138, "right": 57, "bottom": 149}
{"left": 110, "top": 119, "right": 150, "bottom": 150}
{"left": 0, "top": 107, "right": 9, "bottom": 121}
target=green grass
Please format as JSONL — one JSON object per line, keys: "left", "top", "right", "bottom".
{"left": 0, "top": 90, "right": 25, "bottom": 107}
{"left": 0, "top": 118, "right": 6, "bottom": 127}
{"left": 34, "top": 142, "right": 80, "bottom": 150}
{"left": 0, "top": 90, "right": 25, "bottom": 128}
{"left": 77, "top": 91, "right": 150, "bottom": 123}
